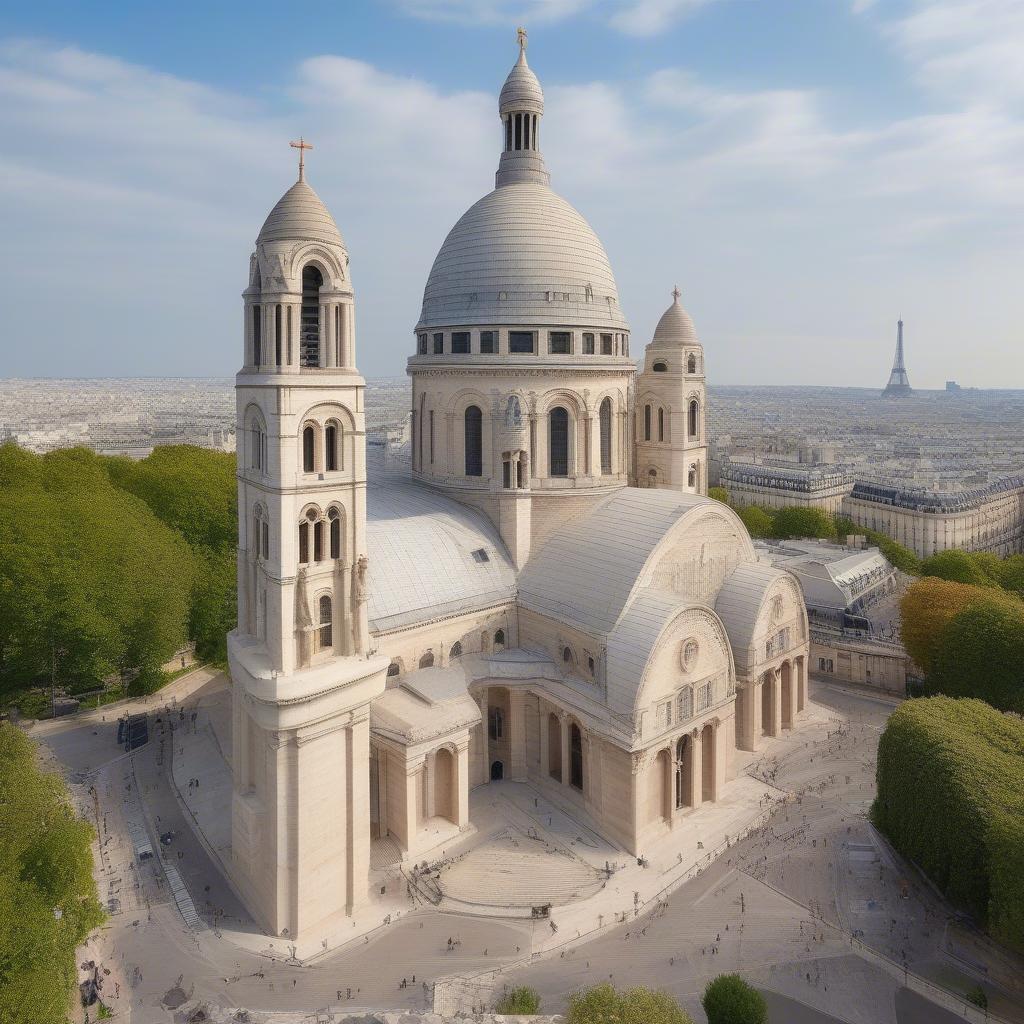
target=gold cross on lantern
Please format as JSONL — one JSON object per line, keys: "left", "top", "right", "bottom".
{"left": 290, "top": 137, "right": 313, "bottom": 181}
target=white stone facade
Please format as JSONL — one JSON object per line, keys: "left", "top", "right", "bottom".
{"left": 228, "top": 38, "right": 810, "bottom": 942}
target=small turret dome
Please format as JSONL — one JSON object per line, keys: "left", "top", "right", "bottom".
{"left": 257, "top": 179, "right": 343, "bottom": 248}
{"left": 652, "top": 288, "right": 700, "bottom": 348}
{"left": 499, "top": 46, "right": 544, "bottom": 115}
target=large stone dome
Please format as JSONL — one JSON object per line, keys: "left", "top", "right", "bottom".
{"left": 417, "top": 182, "right": 628, "bottom": 331}
{"left": 257, "top": 179, "right": 343, "bottom": 247}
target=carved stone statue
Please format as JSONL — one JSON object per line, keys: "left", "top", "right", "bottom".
{"left": 355, "top": 555, "right": 369, "bottom": 604}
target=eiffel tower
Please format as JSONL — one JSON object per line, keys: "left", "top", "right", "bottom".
{"left": 882, "top": 319, "right": 912, "bottom": 396}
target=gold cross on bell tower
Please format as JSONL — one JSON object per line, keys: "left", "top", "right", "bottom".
{"left": 517, "top": 26, "right": 528, "bottom": 56}
{"left": 290, "top": 137, "right": 313, "bottom": 181}
{"left": 672, "top": 285, "right": 681, "bottom": 302}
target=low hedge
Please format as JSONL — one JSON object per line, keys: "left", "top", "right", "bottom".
{"left": 872, "top": 697, "right": 1024, "bottom": 953}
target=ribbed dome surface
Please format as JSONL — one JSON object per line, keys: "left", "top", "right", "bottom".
{"left": 500, "top": 51, "right": 544, "bottom": 114}
{"left": 418, "top": 182, "right": 628, "bottom": 330}
{"left": 257, "top": 180, "right": 343, "bottom": 247}
{"left": 652, "top": 293, "right": 699, "bottom": 348}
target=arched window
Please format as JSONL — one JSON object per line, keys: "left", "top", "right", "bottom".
{"left": 318, "top": 595, "right": 332, "bottom": 651}
{"left": 328, "top": 507, "right": 341, "bottom": 559}
{"left": 648, "top": 468, "right": 658, "bottom": 488}
{"left": 675, "top": 735, "right": 690, "bottom": 809}
{"left": 419, "top": 651, "right": 435, "bottom": 669}
{"left": 313, "top": 518, "right": 323, "bottom": 561}
{"left": 657, "top": 407, "right": 665, "bottom": 442}
{"left": 678, "top": 686, "right": 693, "bottom": 721}
{"left": 450, "top": 641, "right": 463, "bottom": 659}
{"left": 252, "top": 506, "right": 269, "bottom": 560}
{"left": 688, "top": 464, "right": 697, "bottom": 489}
{"left": 687, "top": 353, "right": 697, "bottom": 374}
{"left": 644, "top": 404, "right": 652, "bottom": 441}
{"left": 298, "top": 520, "right": 309, "bottom": 564}
{"left": 599, "top": 398, "right": 612, "bottom": 475}
{"left": 464, "top": 405, "right": 483, "bottom": 477}
{"left": 549, "top": 407, "right": 569, "bottom": 477}
{"left": 252, "top": 306, "right": 262, "bottom": 366}
{"left": 300, "top": 265, "right": 323, "bottom": 367}
{"left": 387, "top": 661, "right": 401, "bottom": 678}
{"left": 251, "top": 418, "right": 266, "bottom": 471}
{"left": 569, "top": 724, "right": 584, "bottom": 791}
{"left": 302, "top": 425, "right": 315, "bottom": 473}
{"left": 562, "top": 646, "right": 573, "bottom": 665}
{"left": 494, "top": 629, "right": 505, "bottom": 650}
{"left": 689, "top": 399, "right": 699, "bottom": 439}
{"left": 275, "top": 304, "right": 283, "bottom": 366}
{"left": 325, "top": 423, "right": 338, "bottom": 472}
{"left": 653, "top": 361, "right": 667, "bottom": 373}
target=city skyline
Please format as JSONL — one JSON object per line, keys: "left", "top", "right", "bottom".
{"left": 1, "top": 0, "right": 1022, "bottom": 387}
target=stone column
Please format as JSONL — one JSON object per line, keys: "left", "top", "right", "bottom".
{"left": 347, "top": 300, "right": 356, "bottom": 367}
{"left": 455, "top": 740, "right": 470, "bottom": 828}
{"left": 480, "top": 689, "right": 490, "bottom": 782}
{"left": 509, "top": 690, "right": 527, "bottom": 780}
{"left": 559, "top": 714, "right": 570, "bottom": 786}
{"left": 319, "top": 303, "right": 327, "bottom": 367}
{"left": 690, "top": 729, "right": 703, "bottom": 810}
{"left": 423, "top": 751, "right": 436, "bottom": 819}
{"left": 345, "top": 717, "right": 370, "bottom": 913}
{"left": 583, "top": 415, "right": 593, "bottom": 476}
{"left": 770, "top": 671, "right": 782, "bottom": 736}
{"left": 401, "top": 758, "right": 421, "bottom": 853}
{"left": 538, "top": 699, "right": 549, "bottom": 778}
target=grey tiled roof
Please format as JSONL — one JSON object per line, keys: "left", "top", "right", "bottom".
{"left": 366, "top": 477, "right": 517, "bottom": 633}
{"left": 713, "top": 562, "right": 788, "bottom": 671}
{"left": 518, "top": 487, "right": 713, "bottom": 635}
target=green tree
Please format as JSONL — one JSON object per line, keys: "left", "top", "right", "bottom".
{"left": 921, "top": 549, "right": 997, "bottom": 588}
{"left": 0, "top": 725, "right": 104, "bottom": 1023}
{"left": 494, "top": 985, "right": 540, "bottom": 1013}
{"left": 708, "top": 487, "right": 729, "bottom": 504}
{"left": 702, "top": 974, "right": 768, "bottom": 1024}
{"left": 929, "top": 597, "right": 1024, "bottom": 713}
{"left": 567, "top": 983, "right": 693, "bottom": 1024}
{"left": 771, "top": 506, "right": 835, "bottom": 540}
{"left": 735, "top": 505, "right": 775, "bottom": 539}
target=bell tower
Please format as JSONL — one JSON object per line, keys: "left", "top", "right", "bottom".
{"left": 635, "top": 288, "right": 708, "bottom": 493}
{"left": 228, "top": 142, "right": 387, "bottom": 941}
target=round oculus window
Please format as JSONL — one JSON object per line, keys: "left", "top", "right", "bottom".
{"left": 681, "top": 639, "right": 699, "bottom": 672}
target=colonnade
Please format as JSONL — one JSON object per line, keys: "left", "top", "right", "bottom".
{"left": 246, "top": 296, "right": 357, "bottom": 371}
{"left": 734, "top": 655, "right": 807, "bottom": 752}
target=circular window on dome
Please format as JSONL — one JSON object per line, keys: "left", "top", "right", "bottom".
{"left": 681, "top": 639, "right": 699, "bottom": 673}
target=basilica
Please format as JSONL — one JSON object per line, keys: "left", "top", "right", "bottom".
{"left": 227, "top": 36, "right": 810, "bottom": 941}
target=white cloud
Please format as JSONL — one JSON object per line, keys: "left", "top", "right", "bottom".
{"left": 393, "top": 0, "right": 590, "bottom": 25}
{"left": 0, "top": 29, "right": 1022, "bottom": 387}
{"left": 609, "top": 0, "right": 717, "bottom": 36}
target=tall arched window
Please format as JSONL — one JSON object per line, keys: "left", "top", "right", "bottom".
{"left": 657, "top": 407, "right": 665, "bottom": 442}
{"left": 549, "top": 407, "right": 569, "bottom": 477}
{"left": 325, "top": 423, "right": 338, "bottom": 472}
{"left": 300, "top": 265, "right": 323, "bottom": 367}
{"left": 688, "top": 399, "right": 699, "bottom": 439}
{"left": 328, "top": 507, "right": 341, "bottom": 559}
{"left": 419, "top": 651, "right": 434, "bottom": 669}
{"left": 252, "top": 306, "right": 262, "bottom": 366}
{"left": 464, "top": 405, "right": 483, "bottom": 477}
{"left": 450, "top": 641, "right": 463, "bottom": 659}
{"left": 318, "top": 595, "right": 332, "bottom": 651}
{"left": 644, "top": 404, "right": 652, "bottom": 441}
{"left": 298, "top": 520, "right": 310, "bottom": 564}
{"left": 599, "top": 398, "right": 612, "bottom": 475}
{"left": 687, "top": 353, "right": 697, "bottom": 374}
{"left": 494, "top": 629, "right": 505, "bottom": 650}
{"left": 570, "top": 723, "right": 584, "bottom": 791}
{"left": 313, "top": 518, "right": 323, "bottom": 561}
{"left": 251, "top": 418, "right": 266, "bottom": 471}
{"left": 275, "top": 304, "right": 283, "bottom": 366}
{"left": 302, "top": 425, "right": 315, "bottom": 473}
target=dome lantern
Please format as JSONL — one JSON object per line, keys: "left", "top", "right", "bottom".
{"left": 496, "top": 28, "right": 550, "bottom": 188}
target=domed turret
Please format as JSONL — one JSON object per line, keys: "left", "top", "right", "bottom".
{"left": 257, "top": 179, "right": 344, "bottom": 248}
{"left": 652, "top": 287, "right": 700, "bottom": 349}
{"left": 636, "top": 287, "right": 708, "bottom": 494}
{"left": 495, "top": 28, "right": 550, "bottom": 189}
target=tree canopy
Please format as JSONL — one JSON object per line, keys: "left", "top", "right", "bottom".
{"left": 873, "top": 697, "right": 1024, "bottom": 954}
{"left": 0, "top": 444, "right": 196, "bottom": 701}
{"left": 0, "top": 724, "right": 104, "bottom": 1022}
{"left": 702, "top": 974, "right": 768, "bottom": 1024}
{"left": 771, "top": 506, "right": 835, "bottom": 540}
{"left": 921, "top": 549, "right": 999, "bottom": 589}
{"left": 566, "top": 983, "right": 694, "bottom": 1024}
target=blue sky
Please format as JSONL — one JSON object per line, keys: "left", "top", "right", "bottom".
{"left": 1, "top": 0, "right": 1021, "bottom": 386}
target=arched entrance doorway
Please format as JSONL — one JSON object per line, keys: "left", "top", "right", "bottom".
{"left": 796, "top": 656, "right": 806, "bottom": 712}
{"left": 548, "top": 713, "right": 562, "bottom": 782}
{"left": 435, "top": 747, "right": 455, "bottom": 822}
{"left": 761, "top": 674, "right": 776, "bottom": 737}
{"left": 490, "top": 760, "right": 504, "bottom": 781}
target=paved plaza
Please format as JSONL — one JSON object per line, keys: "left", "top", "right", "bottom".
{"left": 27, "top": 671, "right": 1024, "bottom": 1023}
